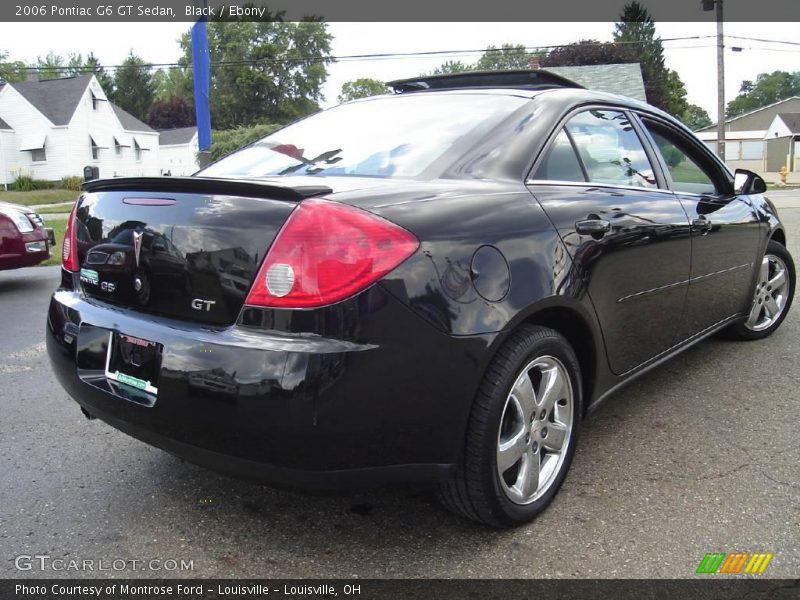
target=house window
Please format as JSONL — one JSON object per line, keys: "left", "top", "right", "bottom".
{"left": 134, "top": 140, "right": 142, "bottom": 162}
{"left": 91, "top": 92, "right": 99, "bottom": 110}
{"left": 31, "top": 147, "right": 46, "bottom": 162}
{"left": 91, "top": 137, "right": 99, "bottom": 160}
{"left": 115, "top": 139, "right": 122, "bottom": 155}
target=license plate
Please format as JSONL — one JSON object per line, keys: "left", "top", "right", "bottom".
{"left": 104, "top": 332, "right": 162, "bottom": 395}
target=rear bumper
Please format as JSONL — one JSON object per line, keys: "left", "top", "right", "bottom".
{"left": 46, "top": 285, "right": 494, "bottom": 488}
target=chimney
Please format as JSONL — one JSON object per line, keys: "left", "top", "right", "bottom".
{"left": 528, "top": 55, "right": 541, "bottom": 70}
{"left": 25, "top": 69, "right": 38, "bottom": 83}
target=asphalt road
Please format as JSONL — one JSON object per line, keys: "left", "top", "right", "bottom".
{"left": 1, "top": 193, "right": 798, "bottom": 579}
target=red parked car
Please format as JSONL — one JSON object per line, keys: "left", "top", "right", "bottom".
{"left": 0, "top": 201, "right": 55, "bottom": 270}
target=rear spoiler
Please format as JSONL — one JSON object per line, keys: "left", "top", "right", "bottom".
{"left": 82, "top": 176, "right": 332, "bottom": 202}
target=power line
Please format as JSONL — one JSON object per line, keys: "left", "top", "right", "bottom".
{"left": 3, "top": 35, "right": 719, "bottom": 73}
{"left": 726, "top": 35, "right": 800, "bottom": 47}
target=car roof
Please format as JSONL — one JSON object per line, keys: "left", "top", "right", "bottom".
{"left": 351, "top": 86, "right": 681, "bottom": 129}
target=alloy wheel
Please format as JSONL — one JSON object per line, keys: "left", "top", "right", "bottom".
{"left": 496, "top": 355, "right": 574, "bottom": 505}
{"left": 746, "top": 254, "right": 790, "bottom": 332}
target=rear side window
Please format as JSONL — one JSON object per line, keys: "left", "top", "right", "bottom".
{"left": 642, "top": 121, "right": 720, "bottom": 196}
{"left": 566, "top": 110, "right": 657, "bottom": 189}
{"left": 532, "top": 131, "right": 585, "bottom": 182}
{"left": 198, "top": 94, "right": 528, "bottom": 180}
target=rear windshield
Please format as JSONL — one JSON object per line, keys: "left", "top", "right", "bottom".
{"left": 197, "top": 94, "right": 527, "bottom": 179}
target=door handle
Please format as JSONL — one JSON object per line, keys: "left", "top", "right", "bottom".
{"left": 575, "top": 219, "right": 611, "bottom": 236}
{"left": 691, "top": 216, "right": 713, "bottom": 233}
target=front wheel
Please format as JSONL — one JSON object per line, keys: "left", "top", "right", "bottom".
{"left": 727, "top": 240, "right": 795, "bottom": 341}
{"left": 438, "top": 325, "right": 582, "bottom": 527}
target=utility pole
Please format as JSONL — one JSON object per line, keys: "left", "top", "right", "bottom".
{"left": 703, "top": 0, "right": 725, "bottom": 160}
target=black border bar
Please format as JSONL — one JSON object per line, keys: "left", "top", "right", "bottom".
{"left": 3, "top": 0, "right": 800, "bottom": 22}
{"left": 3, "top": 579, "right": 799, "bottom": 600}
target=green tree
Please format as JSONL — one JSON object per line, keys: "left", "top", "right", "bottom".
{"left": 338, "top": 78, "right": 389, "bottom": 103}
{"left": 152, "top": 67, "right": 193, "bottom": 102}
{"left": 726, "top": 71, "right": 800, "bottom": 118}
{"left": 428, "top": 60, "right": 472, "bottom": 75}
{"left": 177, "top": 12, "right": 333, "bottom": 128}
{"left": 681, "top": 104, "right": 712, "bottom": 131}
{"left": 84, "top": 52, "right": 115, "bottom": 94}
{"left": 541, "top": 39, "right": 638, "bottom": 67}
{"left": 613, "top": 1, "right": 688, "bottom": 117}
{"left": 0, "top": 50, "right": 26, "bottom": 82}
{"left": 35, "top": 51, "right": 68, "bottom": 80}
{"left": 475, "top": 44, "right": 533, "bottom": 70}
{"left": 112, "top": 51, "right": 156, "bottom": 121}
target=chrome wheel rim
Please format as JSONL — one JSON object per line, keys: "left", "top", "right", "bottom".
{"left": 746, "top": 254, "right": 790, "bottom": 332}
{"left": 496, "top": 355, "right": 574, "bottom": 505}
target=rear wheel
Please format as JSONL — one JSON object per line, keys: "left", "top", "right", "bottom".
{"left": 727, "top": 240, "right": 794, "bottom": 341}
{"left": 438, "top": 325, "right": 582, "bottom": 527}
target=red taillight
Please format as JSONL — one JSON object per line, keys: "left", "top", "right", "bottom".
{"left": 245, "top": 198, "right": 419, "bottom": 308}
{"left": 62, "top": 201, "right": 79, "bottom": 272}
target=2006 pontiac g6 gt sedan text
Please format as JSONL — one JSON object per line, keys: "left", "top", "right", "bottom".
{"left": 47, "top": 71, "right": 795, "bottom": 527}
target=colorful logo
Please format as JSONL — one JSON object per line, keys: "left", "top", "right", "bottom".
{"left": 696, "top": 552, "right": 773, "bottom": 574}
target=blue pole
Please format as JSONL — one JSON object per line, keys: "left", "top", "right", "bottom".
{"left": 191, "top": 12, "right": 212, "bottom": 152}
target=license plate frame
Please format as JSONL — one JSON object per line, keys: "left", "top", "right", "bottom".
{"left": 104, "top": 332, "right": 162, "bottom": 396}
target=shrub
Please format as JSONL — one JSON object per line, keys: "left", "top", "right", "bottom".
{"left": 12, "top": 174, "right": 37, "bottom": 191}
{"left": 61, "top": 176, "right": 84, "bottom": 191}
{"left": 11, "top": 173, "right": 54, "bottom": 191}
{"left": 205, "top": 124, "right": 280, "bottom": 162}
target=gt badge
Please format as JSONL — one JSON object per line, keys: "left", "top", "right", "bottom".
{"left": 191, "top": 298, "right": 216, "bottom": 311}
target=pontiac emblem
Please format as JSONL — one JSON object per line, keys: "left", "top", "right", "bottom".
{"left": 133, "top": 231, "right": 143, "bottom": 267}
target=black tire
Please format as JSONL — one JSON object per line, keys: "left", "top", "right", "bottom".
{"left": 437, "top": 325, "right": 583, "bottom": 527}
{"left": 726, "top": 240, "right": 795, "bottom": 341}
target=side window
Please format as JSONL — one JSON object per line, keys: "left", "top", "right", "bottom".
{"left": 532, "top": 130, "right": 585, "bottom": 182}
{"left": 566, "top": 110, "right": 657, "bottom": 189}
{"left": 643, "top": 121, "right": 719, "bottom": 196}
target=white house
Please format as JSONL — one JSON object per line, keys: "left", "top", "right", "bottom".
{"left": 764, "top": 112, "right": 799, "bottom": 175}
{"left": 158, "top": 126, "right": 199, "bottom": 176}
{"left": 695, "top": 96, "right": 800, "bottom": 182}
{"left": 0, "top": 74, "right": 160, "bottom": 186}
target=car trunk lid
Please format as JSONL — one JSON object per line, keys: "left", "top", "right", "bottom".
{"left": 72, "top": 177, "right": 331, "bottom": 325}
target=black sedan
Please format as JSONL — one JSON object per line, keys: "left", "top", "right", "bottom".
{"left": 46, "top": 71, "right": 795, "bottom": 527}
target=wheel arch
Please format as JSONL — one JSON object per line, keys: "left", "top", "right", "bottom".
{"left": 770, "top": 227, "right": 786, "bottom": 247}
{"left": 483, "top": 298, "right": 604, "bottom": 416}
{"left": 522, "top": 305, "right": 598, "bottom": 415}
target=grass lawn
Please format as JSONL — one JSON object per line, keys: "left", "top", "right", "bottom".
{"left": 41, "top": 217, "right": 66, "bottom": 266}
{"left": 0, "top": 189, "right": 79, "bottom": 206}
{"left": 37, "top": 202, "right": 76, "bottom": 215}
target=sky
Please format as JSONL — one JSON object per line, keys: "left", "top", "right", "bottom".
{"left": 2, "top": 21, "right": 799, "bottom": 121}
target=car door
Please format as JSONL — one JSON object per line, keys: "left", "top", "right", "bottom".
{"left": 637, "top": 115, "right": 762, "bottom": 341}
{"left": 527, "top": 107, "right": 692, "bottom": 375}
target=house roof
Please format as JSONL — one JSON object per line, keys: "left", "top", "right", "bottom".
{"left": 159, "top": 126, "right": 197, "bottom": 146}
{"left": 777, "top": 112, "right": 800, "bottom": 134}
{"left": 10, "top": 75, "right": 94, "bottom": 126}
{"left": 544, "top": 63, "right": 647, "bottom": 103}
{"left": 699, "top": 96, "right": 800, "bottom": 131}
{"left": 3, "top": 75, "right": 155, "bottom": 133}
{"left": 0, "top": 116, "right": 11, "bottom": 130}
{"left": 111, "top": 103, "right": 155, "bottom": 133}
